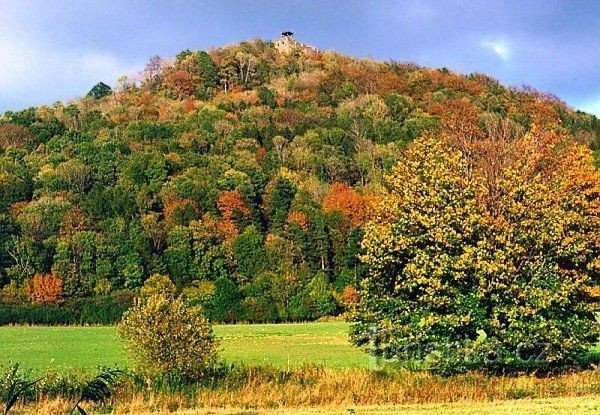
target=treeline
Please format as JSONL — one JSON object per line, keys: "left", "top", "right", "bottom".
{"left": 0, "top": 38, "right": 598, "bottom": 323}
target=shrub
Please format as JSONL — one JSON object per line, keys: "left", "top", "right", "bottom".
{"left": 0, "top": 304, "right": 76, "bottom": 325}
{"left": 0, "top": 282, "right": 27, "bottom": 306}
{"left": 182, "top": 280, "right": 214, "bottom": 308}
{"left": 0, "top": 291, "right": 136, "bottom": 325}
{"left": 118, "top": 294, "right": 218, "bottom": 381}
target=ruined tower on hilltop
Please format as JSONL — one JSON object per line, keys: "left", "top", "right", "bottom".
{"left": 274, "top": 31, "right": 316, "bottom": 55}
{"left": 274, "top": 31, "right": 297, "bottom": 54}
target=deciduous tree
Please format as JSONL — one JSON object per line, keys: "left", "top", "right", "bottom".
{"left": 352, "top": 129, "right": 600, "bottom": 372}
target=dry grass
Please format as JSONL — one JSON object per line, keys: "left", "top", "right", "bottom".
{"left": 179, "top": 367, "right": 599, "bottom": 408}
{"left": 10, "top": 395, "right": 600, "bottom": 414}
{"left": 9, "top": 366, "right": 598, "bottom": 414}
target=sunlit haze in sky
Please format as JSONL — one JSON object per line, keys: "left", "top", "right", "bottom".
{"left": 1, "top": 0, "right": 599, "bottom": 115}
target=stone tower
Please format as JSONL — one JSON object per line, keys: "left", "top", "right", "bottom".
{"left": 274, "top": 31, "right": 298, "bottom": 54}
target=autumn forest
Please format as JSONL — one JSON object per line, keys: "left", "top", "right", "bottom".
{"left": 0, "top": 37, "right": 599, "bottom": 326}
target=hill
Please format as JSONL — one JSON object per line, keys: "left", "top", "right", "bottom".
{"left": 0, "top": 35, "right": 599, "bottom": 323}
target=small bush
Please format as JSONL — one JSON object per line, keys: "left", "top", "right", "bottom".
{"left": 118, "top": 294, "right": 218, "bottom": 382}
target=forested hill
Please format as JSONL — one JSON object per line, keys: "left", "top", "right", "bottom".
{"left": 1, "top": 37, "right": 599, "bottom": 322}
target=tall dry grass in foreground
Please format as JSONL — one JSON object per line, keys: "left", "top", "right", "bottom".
{"left": 9, "top": 366, "right": 599, "bottom": 414}
{"left": 16, "top": 395, "right": 600, "bottom": 415}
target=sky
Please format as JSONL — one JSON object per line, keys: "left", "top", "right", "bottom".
{"left": 1, "top": 0, "right": 600, "bottom": 115}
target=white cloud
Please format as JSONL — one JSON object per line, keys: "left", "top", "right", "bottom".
{"left": 0, "top": 27, "right": 141, "bottom": 111}
{"left": 481, "top": 39, "right": 510, "bottom": 61}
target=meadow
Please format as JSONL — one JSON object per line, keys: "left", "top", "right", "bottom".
{"left": 1, "top": 322, "right": 599, "bottom": 414}
{"left": 1, "top": 321, "right": 598, "bottom": 372}
{"left": 0, "top": 322, "right": 370, "bottom": 371}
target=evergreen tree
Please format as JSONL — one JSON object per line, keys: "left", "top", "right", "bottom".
{"left": 87, "top": 82, "right": 113, "bottom": 99}
{"left": 196, "top": 51, "right": 218, "bottom": 99}
{"left": 267, "top": 177, "right": 296, "bottom": 231}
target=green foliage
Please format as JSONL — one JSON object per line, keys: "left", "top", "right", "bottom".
{"left": 118, "top": 294, "right": 218, "bottom": 381}
{"left": 0, "top": 292, "right": 134, "bottom": 325}
{"left": 0, "top": 37, "right": 598, "bottom": 327}
{"left": 196, "top": 51, "right": 218, "bottom": 99}
{"left": 307, "top": 271, "right": 338, "bottom": 317}
{"left": 68, "top": 369, "right": 122, "bottom": 415}
{"left": 266, "top": 177, "right": 296, "bottom": 231}
{"left": 2, "top": 364, "right": 42, "bottom": 415}
{"left": 208, "top": 277, "right": 243, "bottom": 323}
{"left": 257, "top": 86, "right": 277, "bottom": 108}
{"left": 86, "top": 82, "right": 113, "bottom": 100}
{"left": 140, "top": 274, "right": 176, "bottom": 299}
{"left": 352, "top": 132, "right": 600, "bottom": 373}
{"left": 232, "top": 226, "right": 264, "bottom": 282}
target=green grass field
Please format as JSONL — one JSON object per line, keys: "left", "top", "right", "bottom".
{"left": 1, "top": 322, "right": 598, "bottom": 373}
{"left": 0, "top": 322, "right": 369, "bottom": 371}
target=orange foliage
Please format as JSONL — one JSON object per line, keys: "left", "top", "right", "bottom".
{"left": 273, "top": 108, "right": 304, "bottom": 130}
{"left": 9, "top": 201, "right": 29, "bottom": 219}
{"left": 286, "top": 211, "right": 309, "bottom": 231}
{"left": 341, "top": 285, "right": 359, "bottom": 306}
{"left": 109, "top": 111, "right": 129, "bottom": 125}
{"left": 134, "top": 92, "right": 160, "bottom": 120}
{"left": 217, "top": 190, "right": 250, "bottom": 240}
{"left": 516, "top": 94, "right": 560, "bottom": 126}
{"left": 256, "top": 147, "right": 267, "bottom": 163}
{"left": 59, "top": 207, "right": 90, "bottom": 236}
{"left": 322, "top": 183, "right": 367, "bottom": 226}
{"left": 429, "top": 97, "right": 483, "bottom": 142}
{"left": 217, "top": 190, "right": 250, "bottom": 220}
{"left": 164, "top": 68, "right": 195, "bottom": 98}
{"left": 183, "top": 99, "right": 197, "bottom": 114}
{"left": 216, "top": 218, "right": 239, "bottom": 240}
{"left": 26, "top": 273, "right": 64, "bottom": 304}
{"left": 375, "top": 70, "right": 405, "bottom": 96}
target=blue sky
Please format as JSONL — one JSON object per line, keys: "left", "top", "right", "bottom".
{"left": 1, "top": 0, "right": 599, "bottom": 115}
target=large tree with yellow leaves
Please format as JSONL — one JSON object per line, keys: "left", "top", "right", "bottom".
{"left": 351, "top": 125, "right": 599, "bottom": 373}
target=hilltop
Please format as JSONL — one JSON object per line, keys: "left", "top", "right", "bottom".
{"left": 0, "top": 35, "right": 598, "bottom": 323}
